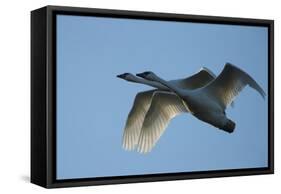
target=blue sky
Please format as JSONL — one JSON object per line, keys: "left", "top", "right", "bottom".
{"left": 56, "top": 15, "right": 268, "bottom": 179}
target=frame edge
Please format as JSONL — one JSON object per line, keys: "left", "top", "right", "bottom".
{"left": 31, "top": 6, "right": 48, "bottom": 188}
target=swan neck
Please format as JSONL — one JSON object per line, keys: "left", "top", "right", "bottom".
{"left": 153, "top": 76, "right": 185, "bottom": 96}
{"left": 131, "top": 76, "right": 166, "bottom": 89}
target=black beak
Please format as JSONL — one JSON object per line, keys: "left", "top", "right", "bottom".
{"left": 116, "top": 74, "right": 123, "bottom": 78}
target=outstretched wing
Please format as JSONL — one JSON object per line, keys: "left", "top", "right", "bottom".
{"left": 171, "top": 67, "right": 216, "bottom": 89}
{"left": 137, "top": 91, "right": 188, "bottom": 153}
{"left": 122, "top": 90, "right": 156, "bottom": 150}
{"left": 202, "top": 63, "right": 266, "bottom": 109}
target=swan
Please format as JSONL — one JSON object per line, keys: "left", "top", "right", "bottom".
{"left": 137, "top": 63, "right": 266, "bottom": 142}
{"left": 117, "top": 68, "right": 218, "bottom": 151}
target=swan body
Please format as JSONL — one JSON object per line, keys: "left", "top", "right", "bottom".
{"left": 137, "top": 63, "right": 265, "bottom": 134}
{"left": 118, "top": 68, "right": 217, "bottom": 152}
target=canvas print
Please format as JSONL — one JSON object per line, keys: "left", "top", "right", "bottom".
{"left": 56, "top": 14, "right": 268, "bottom": 180}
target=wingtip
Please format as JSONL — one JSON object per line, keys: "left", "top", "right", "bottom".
{"left": 137, "top": 148, "right": 149, "bottom": 154}
{"left": 225, "top": 62, "right": 234, "bottom": 66}
{"left": 200, "top": 67, "right": 216, "bottom": 78}
{"left": 122, "top": 141, "right": 137, "bottom": 151}
{"left": 261, "top": 91, "right": 266, "bottom": 100}
{"left": 136, "top": 142, "right": 151, "bottom": 154}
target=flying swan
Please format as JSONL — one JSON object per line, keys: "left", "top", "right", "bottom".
{"left": 136, "top": 63, "right": 266, "bottom": 152}
{"left": 117, "top": 68, "right": 217, "bottom": 152}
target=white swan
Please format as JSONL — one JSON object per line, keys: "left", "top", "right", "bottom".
{"left": 137, "top": 63, "right": 266, "bottom": 141}
{"left": 117, "top": 68, "right": 217, "bottom": 151}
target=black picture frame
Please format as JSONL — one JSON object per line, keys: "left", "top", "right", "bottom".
{"left": 31, "top": 5, "right": 274, "bottom": 188}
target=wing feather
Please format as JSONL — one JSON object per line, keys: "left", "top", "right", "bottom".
{"left": 137, "top": 91, "right": 188, "bottom": 153}
{"left": 122, "top": 90, "right": 156, "bottom": 150}
{"left": 202, "top": 63, "right": 266, "bottom": 108}
{"left": 171, "top": 67, "right": 216, "bottom": 89}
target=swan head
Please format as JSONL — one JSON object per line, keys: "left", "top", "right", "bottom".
{"left": 136, "top": 71, "right": 156, "bottom": 81}
{"left": 116, "top": 73, "right": 137, "bottom": 81}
